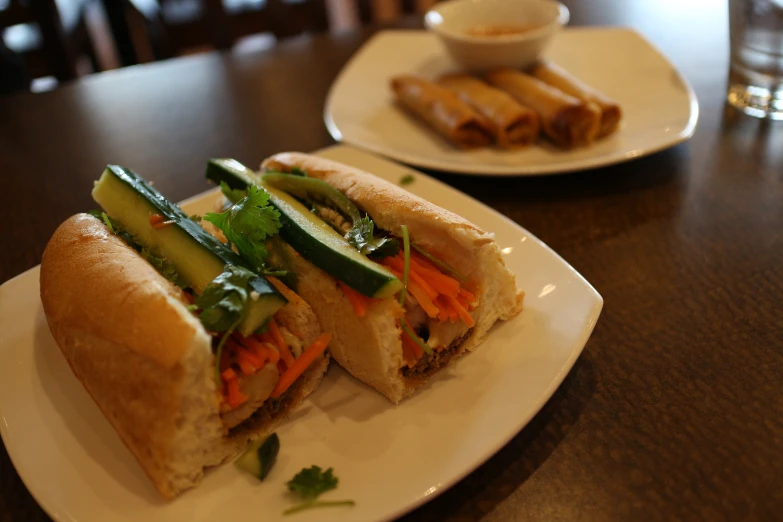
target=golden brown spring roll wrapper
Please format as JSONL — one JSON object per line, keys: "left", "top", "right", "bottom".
{"left": 486, "top": 68, "right": 601, "bottom": 149}
{"left": 390, "top": 75, "right": 493, "bottom": 148}
{"left": 439, "top": 74, "right": 540, "bottom": 148}
{"left": 531, "top": 61, "right": 622, "bottom": 138}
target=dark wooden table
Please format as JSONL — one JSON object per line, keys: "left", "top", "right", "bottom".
{"left": 1, "top": 1, "right": 782, "bottom": 520}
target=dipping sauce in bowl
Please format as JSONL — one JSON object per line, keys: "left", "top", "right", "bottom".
{"left": 465, "top": 24, "right": 544, "bottom": 37}
{"left": 425, "top": 0, "right": 569, "bottom": 71}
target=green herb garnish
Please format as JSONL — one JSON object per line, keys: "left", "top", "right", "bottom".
{"left": 399, "top": 174, "right": 415, "bottom": 186}
{"left": 284, "top": 466, "right": 355, "bottom": 515}
{"left": 88, "top": 210, "right": 186, "bottom": 287}
{"left": 194, "top": 265, "right": 256, "bottom": 332}
{"left": 398, "top": 225, "right": 410, "bottom": 306}
{"left": 193, "top": 265, "right": 257, "bottom": 385}
{"left": 346, "top": 216, "right": 399, "bottom": 258}
{"left": 139, "top": 248, "right": 187, "bottom": 287}
{"left": 411, "top": 243, "right": 467, "bottom": 283}
{"left": 219, "top": 180, "right": 247, "bottom": 204}
{"left": 204, "top": 186, "right": 281, "bottom": 271}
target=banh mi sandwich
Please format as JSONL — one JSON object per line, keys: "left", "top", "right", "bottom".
{"left": 439, "top": 74, "right": 540, "bottom": 148}
{"left": 390, "top": 75, "right": 494, "bottom": 148}
{"left": 39, "top": 165, "right": 331, "bottom": 499}
{"left": 530, "top": 60, "right": 622, "bottom": 138}
{"left": 206, "top": 155, "right": 524, "bottom": 403}
{"left": 485, "top": 68, "right": 601, "bottom": 148}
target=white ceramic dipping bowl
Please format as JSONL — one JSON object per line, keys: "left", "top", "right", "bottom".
{"left": 424, "top": 0, "right": 570, "bottom": 72}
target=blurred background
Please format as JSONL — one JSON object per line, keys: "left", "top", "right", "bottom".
{"left": 0, "top": 0, "right": 438, "bottom": 94}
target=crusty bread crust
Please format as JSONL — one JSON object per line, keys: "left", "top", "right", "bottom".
{"left": 261, "top": 153, "right": 524, "bottom": 403}
{"left": 40, "top": 214, "right": 327, "bottom": 499}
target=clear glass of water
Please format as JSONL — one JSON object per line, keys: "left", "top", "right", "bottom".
{"left": 728, "top": 0, "right": 783, "bottom": 119}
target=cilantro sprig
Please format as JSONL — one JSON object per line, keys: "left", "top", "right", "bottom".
{"left": 284, "top": 466, "right": 355, "bottom": 515}
{"left": 346, "top": 216, "right": 399, "bottom": 258}
{"left": 204, "top": 185, "right": 281, "bottom": 271}
{"left": 192, "top": 265, "right": 257, "bottom": 384}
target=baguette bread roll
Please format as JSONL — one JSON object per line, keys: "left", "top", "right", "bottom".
{"left": 486, "top": 68, "right": 601, "bottom": 148}
{"left": 40, "top": 214, "right": 328, "bottom": 499}
{"left": 531, "top": 60, "right": 622, "bottom": 138}
{"left": 390, "top": 75, "right": 494, "bottom": 148}
{"left": 262, "top": 153, "right": 524, "bottom": 403}
{"left": 439, "top": 74, "right": 540, "bottom": 148}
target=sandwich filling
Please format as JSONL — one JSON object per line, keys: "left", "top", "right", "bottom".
{"left": 261, "top": 172, "right": 478, "bottom": 372}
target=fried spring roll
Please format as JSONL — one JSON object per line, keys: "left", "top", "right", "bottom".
{"left": 439, "top": 74, "right": 540, "bottom": 148}
{"left": 531, "top": 60, "right": 622, "bottom": 138}
{"left": 390, "top": 75, "right": 493, "bottom": 148}
{"left": 486, "top": 68, "right": 601, "bottom": 149}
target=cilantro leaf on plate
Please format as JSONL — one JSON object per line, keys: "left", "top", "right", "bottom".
{"left": 284, "top": 466, "right": 355, "bottom": 515}
{"left": 287, "top": 466, "right": 338, "bottom": 500}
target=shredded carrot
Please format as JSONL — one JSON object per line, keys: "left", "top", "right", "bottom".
{"left": 410, "top": 260, "right": 460, "bottom": 297}
{"left": 268, "top": 318, "right": 295, "bottom": 368}
{"left": 149, "top": 214, "right": 174, "bottom": 229}
{"left": 432, "top": 296, "right": 450, "bottom": 322}
{"left": 407, "top": 281, "right": 440, "bottom": 318}
{"left": 236, "top": 357, "right": 256, "bottom": 376}
{"left": 401, "top": 329, "right": 423, "bottom": 365}
{"left": 270, "top": 334, "right": 331, "bottom": 398}
{"left": 221, "top": 368, "right": 238, "bottom": 381}
{"left": 266, "top": 276, "right": 305, "bottom": 306}
{"left": 225, "top": 379, "right": 249, "bottom": 408}
{"left": 238, "top": 347, "right": 264, "bottom": 368}
{"left": 262, "top": 342, "right": 281, "bottom": 364}
{"left": 458, "top": 288, "right": 476, "bottom": 303}
{"left": 409, "top": 251, "right": 440, "bottom": 272}
{"left": 242, "top": 335, "right": 272, "bottom": 364}
{"left": 446, "top": 295, "right": 475, "bottom": 327}
{"left": 337, "top": 281, "right": 373, "bottom": 317}
{"left": 384, "top": 256, "right": 439, "bottom": 300}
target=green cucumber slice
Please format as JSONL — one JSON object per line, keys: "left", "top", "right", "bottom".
{"left": 261, "top": 172, "right": 361, "bottom": 225}
{"left": 92, "top": 165, "right": 285, "bottom": 335}
{"left": 205, "top": 159, "right": 402, "bottom": 298}
{"left": 236, "top": 433, "right": 280, "bottom": 480}
{"left": 206, "top": 158, "right": 259, "bottom": 190}
{"left": 263, "top": 182, "right": 402, "bottom": 299}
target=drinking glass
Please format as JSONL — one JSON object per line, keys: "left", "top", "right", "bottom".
{"left": 728, "top": 0, "right": 783, "bottom": 119}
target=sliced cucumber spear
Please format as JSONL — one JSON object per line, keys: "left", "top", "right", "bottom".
{"left": 236, "top": 433, "right": 280, "bottom": 480}
{"left": 93, "top": 165, "right": 286, "bottom": 336}
{"left": 205, "top": 159, "right": 402, "bottom": 299}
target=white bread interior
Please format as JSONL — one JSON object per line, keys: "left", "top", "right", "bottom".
{"left": 39, "top": 214, "right": 327, "bottom": 499}
{"left": 261, "top": 153, "right": 524, "bottom": 403}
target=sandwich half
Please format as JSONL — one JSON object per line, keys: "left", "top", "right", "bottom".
{"left": 208, "top": 154, "right": 524, "bottom": 403}
{"left": 40, "top": 166, "right": 330, "bottom": 499}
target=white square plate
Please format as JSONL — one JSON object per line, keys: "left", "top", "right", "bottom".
{"left": 325, "top": 29, "right": 698, "bottom": 175}
{"left": 0, "top": 145, "right": 602, "bottom": 521}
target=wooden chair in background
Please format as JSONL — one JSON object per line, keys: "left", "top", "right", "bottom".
{"left": 124, "top": 0, "right": 329, "bottom": 60}
{"left": 356, "top": 0, "right": 436, "bottom": 26}
{"left": 0, "top": 0, "right": 98, "bottom": 82}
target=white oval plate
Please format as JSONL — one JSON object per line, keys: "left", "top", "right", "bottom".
{"left": 325, "top": 28, "right": 698, "bottom": 176}
{"left": 0, "top": 145, "right": 602, "bottom": 522}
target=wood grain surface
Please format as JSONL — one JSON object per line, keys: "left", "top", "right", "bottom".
{"left": 0, "top": 1, "right": 781, "bottom": 520}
